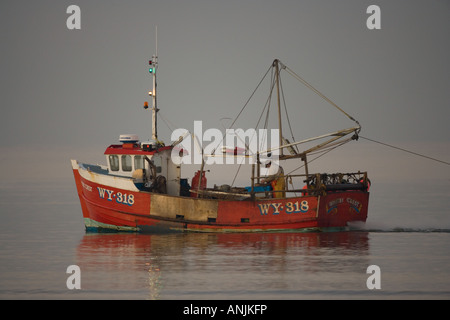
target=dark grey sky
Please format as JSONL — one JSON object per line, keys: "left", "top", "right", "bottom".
{"left": 1, "top": 0, "right": 449, "bottom": 183}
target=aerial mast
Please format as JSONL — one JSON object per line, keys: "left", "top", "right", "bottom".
{"left": 147, "top": 27, "right": 158, "bottom": 141}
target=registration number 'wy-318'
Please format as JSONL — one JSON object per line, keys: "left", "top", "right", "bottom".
{"left": 257, "top": 200, "right": 309, "bottom": 215}
{"left": 97, "top": 187, "right": 135, "bottom": 206}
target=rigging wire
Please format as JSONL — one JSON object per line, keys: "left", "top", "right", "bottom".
{"left": 360, "top": 136, "right": 450, "bottom": 166}
{"left": 231, "top": 69, "right": 278, "bottom": 187}
{"left": 229, "top": 60, "right": 361, "bottom": 185}
{"left": 210, "top": 64, "right": 273, "bottom": 157}
{"left": 228, "top": 64, "right": 273, "bottom": 130}
{"left": 230, "top": 81, "right": 274, "bottom": 187}
{"left": 286, "top": 139, "right": 351, "bottom": 176}
{"left": 262, "top": 69, "right": 274, "bottom": 132}
{"left": 279, "top": 73, "right": 299, "bottom": 153}
{"left": 158, "top": 111, "right": 175, "bottom": 132}
{"left": 252, "top": 68, "right": 276, "bottom": 155}
{"left": 283, "top": 65, "right": 360, "bottom": 126}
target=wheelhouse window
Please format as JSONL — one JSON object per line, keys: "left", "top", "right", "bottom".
{"left": 121, "top": 155, "right": 132, "bottom": 172}
{"left": 109, "top": 155, "right": 119, "bottom": 172}
{"left": 135, "top": 155, "right": 145, "bottom": 170}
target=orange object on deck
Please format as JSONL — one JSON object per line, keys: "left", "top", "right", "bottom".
{"left": 191, "top": 170, "right": 207, "bottom": 198}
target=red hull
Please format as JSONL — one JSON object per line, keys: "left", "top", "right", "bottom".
{"left": 72, "top": 167, "right": 369, "bottom": 233}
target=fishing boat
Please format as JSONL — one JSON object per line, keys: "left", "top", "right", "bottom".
{"left": 71, "top": 49, "right": 370, "bottom": 233}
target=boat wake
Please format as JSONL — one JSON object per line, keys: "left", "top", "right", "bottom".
{"left": 349, "top": 224, "right": 450, "bottom": 233}
{"left": 366, "top": 227, "right": 450, "bottom": 233}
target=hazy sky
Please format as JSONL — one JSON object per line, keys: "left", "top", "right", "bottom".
{"left": 1, "top": 0, "right": 449, "bottom": 184}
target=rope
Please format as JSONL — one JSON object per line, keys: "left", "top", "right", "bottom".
{"left": 286, "top": 139, "right": 352, "bottom": 175}
{"left": 211, "top": 64, "right": 273, "bottom": 157}
{"left": 360, "top": 136, "right": 450, "bottom": 166}
{"left": 279, "top": 73, "right": 299, "bottom": 153}
{"left": 158, "top": 111, "right": 175, "bottom": 132}
{"left": 283, "top": 65, "right": 360, "bottom": 126}
{"left": 228, "top": 64, "right": 273, "bottom": 130}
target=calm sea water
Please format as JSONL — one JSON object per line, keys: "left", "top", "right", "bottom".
{"left": 1, "top": 178, "right": 450, "bottom": 300}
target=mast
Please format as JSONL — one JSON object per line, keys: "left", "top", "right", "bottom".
{"left": 274, "top": 59, "right": 283, "bottom": 156}
{"left": 150, "top": 27, "right": 158, "bottom": 141}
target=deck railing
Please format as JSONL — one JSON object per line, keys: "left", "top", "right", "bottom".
{"left": 248, "top": 171, "right": 370, "bottom": 198}
{"left": 191, "top": 171, "right": 369, "bottom": 200}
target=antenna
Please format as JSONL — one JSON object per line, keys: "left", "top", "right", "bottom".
{"left": 147, "top": 27, "right": 158, "bottom": 141}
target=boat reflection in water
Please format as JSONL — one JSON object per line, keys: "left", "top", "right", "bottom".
{"left": 76, "top": 231, "right": 370, "bottom": 299}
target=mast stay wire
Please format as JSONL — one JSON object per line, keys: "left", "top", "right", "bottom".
{"left": 280, "top": 62, "right": 449, "bottom": 167}
{"left": 360, "top": 136, "right": 450, "bottom": 166}
{"left": 158, "top": 111, "right": 175, "bottom": 132}
{"left": 286, "top": 139, "right": 352, "bottom": 176}
{"left": 230, "top": 71, "right": 277, "bottom": 187}
{"left": 259, "top": 68, "right": 275, "bottom": 152}
{"left": 229, "top": 60, "right": 359, "bottom": 186}
{"left": 282, "top": 64, "right": 360, "bottom": 127}
{"left": 227, "top": 64, "right": 273, "bottom": 131}
{"left": 279, "top": 62, "right": 448, "bottom": 167}
{"left": 279, "top": 72, "right": 300, "bottom": 153}
{"left": 210, "top": 64, "right": 273, "bottom": 157}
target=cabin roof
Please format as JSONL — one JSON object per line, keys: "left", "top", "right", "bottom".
{"left": 104, "top": 144, "right": 173, "bottom": 155}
